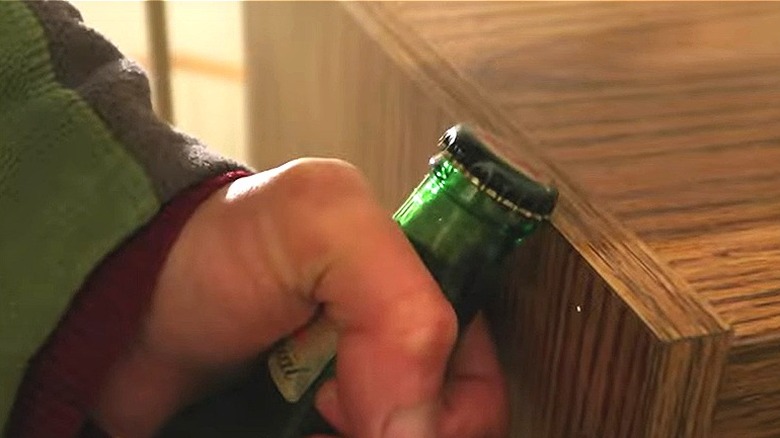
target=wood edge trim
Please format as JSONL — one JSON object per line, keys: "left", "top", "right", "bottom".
{"left": 342, "top": 2, "right": 730, "bottom": 342}
{"left": 644, "top": 329, "right": 733, "bottom": 436}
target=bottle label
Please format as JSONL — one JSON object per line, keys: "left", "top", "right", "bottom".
{"left": 268, "top": 316, "right": 338, "bottom": 402}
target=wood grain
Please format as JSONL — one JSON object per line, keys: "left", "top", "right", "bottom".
{"left": 492, "top": 224, "right": 729, "bottom": 437}
{"left": 376, "top": 2, "right": 780, "bottom": 435}
{"left": 241, "top": 1, "right": 780, "bottom": 436}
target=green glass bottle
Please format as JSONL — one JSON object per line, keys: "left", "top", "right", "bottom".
{"left": 158, "top": 124, "right": 557, "bottom": 438}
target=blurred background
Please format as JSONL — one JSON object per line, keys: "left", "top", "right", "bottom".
{"left": 69, "top": 1, "right": 441, "bottom": 210}
{"left": 72, "top": 1, "right": 247, "bottom": 162}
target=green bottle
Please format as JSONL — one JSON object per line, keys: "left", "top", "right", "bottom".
{"left": 158, "top": 124, "right": 557, "bottom": 437}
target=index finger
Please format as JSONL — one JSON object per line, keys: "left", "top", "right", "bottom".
{"left": 316, "top": 210, "right": 458, "bottom": 438}
{"left": 263, "top": 159, "right": 458, "bottom": 437}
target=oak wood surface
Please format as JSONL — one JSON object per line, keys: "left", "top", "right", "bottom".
{"left": 383, "top": 1, "right": 780, "bottom": 341}
{"left": 244, "top": 2, "right": 780, "bottom": 436}
{"left": 374, "top": 3, "right": 780, "bottom": 436}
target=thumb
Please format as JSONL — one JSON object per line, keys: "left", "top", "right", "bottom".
{"left": 313, "top": 214, "right": 456, "bottom": 438}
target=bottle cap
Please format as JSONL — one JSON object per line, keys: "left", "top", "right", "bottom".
{"left": 439, "top": 124, "right": 558, "bottom": 220}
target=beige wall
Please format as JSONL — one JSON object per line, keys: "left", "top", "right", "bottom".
{"left": 71, "top": 1, "right": 247, "bottom": 163}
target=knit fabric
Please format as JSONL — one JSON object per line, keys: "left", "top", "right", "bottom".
{"left": 7, "top": 171, "right": 249, "bottom": 438}
{"left": 0, "top": 0, "right": 158, "bottom": 425}
{"left": 23, "top": 0, "right": 246, "bottom": 202}
{"left": 0, "top": 0, "right": 248, "bottom": 433}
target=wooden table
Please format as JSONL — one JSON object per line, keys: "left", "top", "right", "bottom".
{"left": 244, "top": 3, "right": 780, "bottom": 437}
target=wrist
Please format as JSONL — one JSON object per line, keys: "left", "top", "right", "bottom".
{"left": 6, "top": 171, "right": 250, "bottom": 438}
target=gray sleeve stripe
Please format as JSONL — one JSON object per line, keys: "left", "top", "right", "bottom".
{"left": 23, "top": 0, "right": 251, "bottom": 202}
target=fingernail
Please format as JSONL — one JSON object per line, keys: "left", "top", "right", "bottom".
{"left": 384, "top": 403, "right": 436, "bottom": 438}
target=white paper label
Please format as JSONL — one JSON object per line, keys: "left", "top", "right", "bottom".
{"left": 267, "top": 316, "right": 338, "bottom": 402}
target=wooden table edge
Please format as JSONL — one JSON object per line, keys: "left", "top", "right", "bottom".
{"left": 342, "top": 1, "right": 732, "bottom": 344}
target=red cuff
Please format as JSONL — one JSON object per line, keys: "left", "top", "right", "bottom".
{"left": 7, "top": 170, "right": 251, "bottom": 438}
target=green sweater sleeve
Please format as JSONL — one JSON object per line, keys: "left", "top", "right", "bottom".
{"left": 0, "top": 0, "right": 247, "bottom": 428}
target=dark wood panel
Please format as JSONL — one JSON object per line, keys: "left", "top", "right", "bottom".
{"left": 713, "top": 341, "right": 780, "bottom": 437}
{"left": 496, "top": 226, "right": 654, "bottom": 437}
{"left": 494, "top": 226, "right": 728, "bottom": 437}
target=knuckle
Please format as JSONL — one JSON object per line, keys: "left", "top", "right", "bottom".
{"left": 278, "top": 157, "right": 370, "bottom": 201}
{"left": 396, "top": 300, "right": 458, "bottom": 362}
{"left": 257, "top": 158, "right": 380, "bottom": 299}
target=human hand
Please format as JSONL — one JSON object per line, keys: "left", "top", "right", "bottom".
{"left": 93, "top": 158, "right": 508, "bottom": 438}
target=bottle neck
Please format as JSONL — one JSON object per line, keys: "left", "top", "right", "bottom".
{"left": 393, "top": 156, "right": 540, "bottom": 327}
